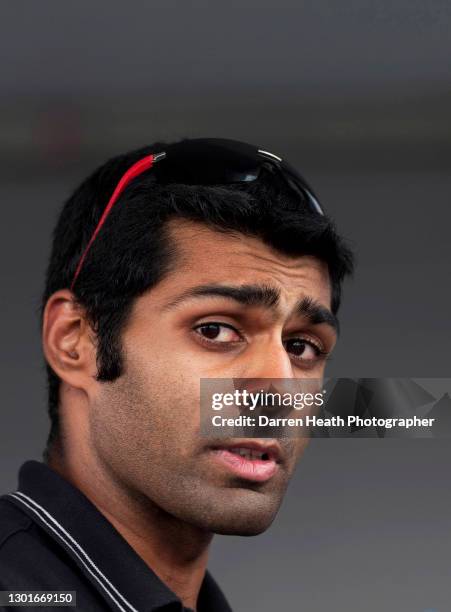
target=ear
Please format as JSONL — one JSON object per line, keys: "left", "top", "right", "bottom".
{"left": 42, "top": 289, "right": 98, "bottom": 398}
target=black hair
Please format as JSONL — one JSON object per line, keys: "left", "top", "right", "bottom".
{"left": 40, "top": 141, "right": 354, "bottom": 461}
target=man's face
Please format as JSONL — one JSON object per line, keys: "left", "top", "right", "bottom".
{"left": 88, "top": 220, "right": 337, "bottom": 535}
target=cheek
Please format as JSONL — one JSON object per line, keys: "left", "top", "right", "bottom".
{"left": 130, "top": 333, "right": 209, "bottom": 432}
{"left": 92, "top": 353, "right": 203, "bottom": 469}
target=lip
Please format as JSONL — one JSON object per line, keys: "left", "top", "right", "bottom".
{"left": 212, "top": 439, "right": 282, "bottom": 463}
{"left": 209, "top": 440, "right": 282, "bottom": 483}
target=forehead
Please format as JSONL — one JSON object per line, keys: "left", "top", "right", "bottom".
{"left": 159, "top": 219, "right": 332, "bottom": 309}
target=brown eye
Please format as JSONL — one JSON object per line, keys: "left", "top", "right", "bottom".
{"left": 199, "top": 323, "right": 221, "bottom": 339}
{"left": 284, "top": 338, "right": 322, "bottom": 361}
{"left": 194, "top": 323, "right": 242, "bottom": 343}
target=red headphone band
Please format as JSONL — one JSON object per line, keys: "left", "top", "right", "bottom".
{"left": 70, "top": 154, "right": 156, "bottom": 291}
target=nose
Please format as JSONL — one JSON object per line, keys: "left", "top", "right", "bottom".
{"left": 240, "top": 337, "right": 294, "bottom": 380}
{"left": 232, "top": 339, "right": 297, "bottom": 401}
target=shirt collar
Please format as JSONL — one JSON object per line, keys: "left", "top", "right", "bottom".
{"left": 8, "top": 460, "right": 232, "bottom": 612}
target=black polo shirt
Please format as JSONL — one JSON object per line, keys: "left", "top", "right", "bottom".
{"left": 0, "top": 461, "right": 233, "bottom": 612}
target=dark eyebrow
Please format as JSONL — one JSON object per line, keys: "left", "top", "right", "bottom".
{"left": 296, "top": 296, "right": 340, "bottom": 335}
{"left": 164, "top": 283, "right": 339, "bottom": 334}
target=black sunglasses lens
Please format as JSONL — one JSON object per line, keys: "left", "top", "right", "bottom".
{"left": 151, "top": 137, "right": 324, "bottom": 215}
{"left": 279, "top": 160, "right": 325, "bottom": 216}
{"left": 153, "top": 138, "right": 261, "bottom": 185}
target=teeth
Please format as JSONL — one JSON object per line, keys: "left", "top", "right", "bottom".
{"left": 229, "top": 448, "right": 267, "bottom": 460}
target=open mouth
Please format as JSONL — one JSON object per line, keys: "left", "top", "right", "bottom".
{"left": 227, "top": 447, "right": 271, "bottom": 461}
{"left": 209, "top": 442, "right": 281, "bottom": 482}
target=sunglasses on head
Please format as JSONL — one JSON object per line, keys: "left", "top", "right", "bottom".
{"left": 70, "top": 138, "right": 324, "bottom": 290}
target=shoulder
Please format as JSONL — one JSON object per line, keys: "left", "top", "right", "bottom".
{"left": 0, "top": 497, "right": 33, "bottom": 549}
{"left": 0, "top": 497, "right": 111, "bottom": 609}
{"left": 0, "top": 497, "right": 34, "bottom": 588}
{"left": 0, "top": 496, "right": 65, "bottom": 589}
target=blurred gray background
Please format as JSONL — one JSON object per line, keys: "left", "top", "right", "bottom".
{"left": 1, "top": 2, "right": 450, "bottom": 610}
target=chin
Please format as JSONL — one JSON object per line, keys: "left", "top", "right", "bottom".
{"left": 197, "top": 496, "right": 281, "bottom": 536}
{"left": 154, "top": 477, "right": 287, "bottom": 536}
{"left": 212, "top": 518, "right": 276, "bottom": 537}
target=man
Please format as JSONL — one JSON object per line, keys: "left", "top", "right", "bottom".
{"left": 0, "top": 139, "right": 353, "bottom": 611}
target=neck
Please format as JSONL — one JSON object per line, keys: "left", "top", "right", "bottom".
{"left": 48, "top": 445, "right": 212, "bottom": 611}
